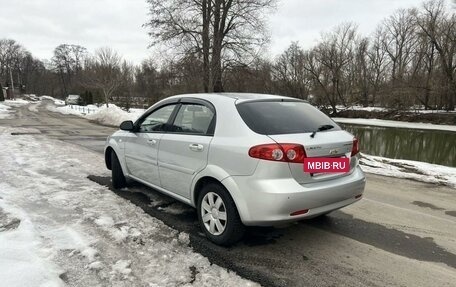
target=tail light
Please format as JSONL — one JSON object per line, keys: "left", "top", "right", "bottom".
{"left": 351, "top": 137, "right": 359, "bottom": 156}
{"left": 249, "top": 143, "right": 306, "bottom": 163}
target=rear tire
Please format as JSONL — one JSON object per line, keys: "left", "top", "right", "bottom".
{"left": 111, "top": 151, "right": 126, "bottom": 189}
{"left": 197, "top": 183, "right": 245, "bottom": 246}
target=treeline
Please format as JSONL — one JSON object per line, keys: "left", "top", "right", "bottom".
{"left": 0, "top": 0, "right": 455, "bottom": 113}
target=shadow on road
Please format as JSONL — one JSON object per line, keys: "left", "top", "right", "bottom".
{"left": 88, "top": 175, "right": 456, "bottom": 287}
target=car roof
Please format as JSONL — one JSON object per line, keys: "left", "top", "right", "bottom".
{"left": 171, "top": 92, "right": 303, "bottom": 103}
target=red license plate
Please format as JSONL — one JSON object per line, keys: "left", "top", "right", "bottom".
{"left": 304, "top": 157, "right": 350, "bottom": 173}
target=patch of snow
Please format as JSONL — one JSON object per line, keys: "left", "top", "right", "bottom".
{"left": 111, "top": 259, "right": 132, "bottom": 275}
{"left": 47, "top": 103, "right": 145, "bottom": 127}
{"left": 88, "top": 261, "right": 103, "bottom": 270}
{"left": 28, "top": 103, "right": 39, "bottom": 112}
{"left": 360, "top": 154, "right": 456, "bottom": 188}
{"left": 336, "top": 105, "right": 388, "bottom": 112}
{"left": 1, "top": 99, "right": 33, "bottom": 119}
{"left": 40, "top": 95, "right": 66, "bottom": 106}
{"left": 0, "top": 103, "right": 13, "bottom": 119}
{"left": 0, "top": 190, "right": 64, "bottom": 287}
{"left": 85, "top": 105, "right": 144, "bottom": 126}
{"left": 0, "top": 126, "right": 257, "bottom": 286}
{"left": 54, "top": 99, "right": 65, "bottom": 106}
{"left": 333, "top": 118, "right": 456, "bottom": 132}
{"left": 3, "top": 99, "right": 30, "bottom": 107}
{"left": 43, "top": 225, "right": 98, "bottom": 261}
{"left": 178, "top": 232, "right": 190, "bottom": 245}
{"left": 335, "top": 105, "right": 456, "bottom": 114}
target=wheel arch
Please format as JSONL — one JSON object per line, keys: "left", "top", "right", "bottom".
{"left": 105, "top": 146, "right": 114, "bottom": 170}
{"left": 192, "top": 174, "right": 251, "bottom": 224}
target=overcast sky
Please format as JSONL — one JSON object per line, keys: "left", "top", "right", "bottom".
{"left": 0, "top": 0, "right": 444, "bottom": 64}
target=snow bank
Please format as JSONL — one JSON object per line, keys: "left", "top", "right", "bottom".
{"left": 336, "top": 105, "right": 388, "bottom": 112}
{"left": 48, "top": 104, "right": 145, "bottom": 127}
{"left": 2, "top": 99, "right": 30, "bottom": 107}
{"left": 333, "top": 118, "right": 456, "bottom": 132}
{"left": 86, "top": 105, "right": 144, "bottom": 126}
{"left": 360, "top": 154, "right": 456, "bottom": 188}
{"left": 0, "top": 127, "right": 257, "bottom": 286}
{"left": 40, "top": 95, "right": 66, "bottom": 106}
{"left": 336, "top": 105, "right": 456, "bottom": 114}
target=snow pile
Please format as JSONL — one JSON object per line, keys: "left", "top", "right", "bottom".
{"left": 360, "top": 154, "right": 456, "bottom": 188}
{"left": 54, "top": 99, "right": 65, "bottom": 105}
{"left": 333, "top": 118, "right": 456, "bottom": 132}
{"left": 47, "top": 104, "right": 99, "bottom": 116}
{"left": 337, "top": 105, "right": 387, "bottom": 112}
{"left": 47, "top": 104, "right": 145, "bottom": 127}
{"left": 40, "top": 95, "right": 65, "bottom": 106}
{"left": 86, "top": 105, "right": 144, "bottom": 126}
{"left": 0, "top": 126, "right": 257, "bottom": 286}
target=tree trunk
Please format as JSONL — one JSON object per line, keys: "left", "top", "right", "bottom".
{"left": 202, "top": 0, "right": 211, "bottom": 93}
{"left": 104, "top": 90, "right": 109, "bottom": 108}
{"left": 211, "top": 0, "right": 223, "bottom": 92}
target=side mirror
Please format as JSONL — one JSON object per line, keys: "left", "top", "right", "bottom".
{"left": 120, "top": 120, "right": 134, "bottom": 131}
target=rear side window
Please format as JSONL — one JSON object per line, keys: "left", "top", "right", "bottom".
{"left": 236, "top": 101, "right": 340, "bottom": 135}
{"left": 171, "top": 104, "right": 215, "bottom": 135}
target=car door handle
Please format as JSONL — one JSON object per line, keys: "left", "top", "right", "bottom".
{"left": 147, "top": 139, "right": 157, "bottom": 145}
{"left": 189, "top": 143, "right": 204, "bottom": 152}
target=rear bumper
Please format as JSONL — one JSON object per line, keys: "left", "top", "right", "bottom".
{"left": 223, "top": 166, "right": 366, "bottom": 226}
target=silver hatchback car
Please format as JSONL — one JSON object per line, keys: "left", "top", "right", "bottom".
{"left": 105, "top": 93, "right": 366, "bottom": 245}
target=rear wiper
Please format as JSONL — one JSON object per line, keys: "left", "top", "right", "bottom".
{"left": 310, "top": 124, "right": 334, "bottom": 138}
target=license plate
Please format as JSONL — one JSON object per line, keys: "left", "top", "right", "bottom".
{"left": 304, "top": 157, "right": 350, "bottom": 173}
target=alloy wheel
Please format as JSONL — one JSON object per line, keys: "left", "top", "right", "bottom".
{"left": 201, "top": 192, "right": 227, "bottom": 235}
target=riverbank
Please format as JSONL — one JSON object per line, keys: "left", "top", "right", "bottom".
{"left": 360, "top": 154, "right": 456, "bottom": 189}
{"left": 334, "top": 109, "right": 456, "bottom": 125}
{"left": 334, "top": 118, "right": 456, "bottom": 132}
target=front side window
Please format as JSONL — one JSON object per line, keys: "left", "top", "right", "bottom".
{"left": 171, "top": 104, "right": 215, "bottom": 135}
{"left": 138, "top": 104, "right": 176, "bottom": 132}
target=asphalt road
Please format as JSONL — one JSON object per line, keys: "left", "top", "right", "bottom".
{"left": 2, "top": 101, "right": 456, "bottom": 287}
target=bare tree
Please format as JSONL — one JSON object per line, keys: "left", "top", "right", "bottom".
{"left": 367, "top": 28, "right": 388, "bottom": 106}
{"left": 52, "top": 44, "right": 87, "bottom": 96}
{"left": 273, "top": 42, "right": 310, "bottom": 99}
{"left": 416, "top": 0, "right": 456, "bottom": 110}
{"left": 353, "top": 37, "right": 370, "bottom": 106}
{"left": 83, "top": 48, "right": 122, "bottom": 107}
{"left": 145, "top": 0, "right": 275, "bottom": 92}
{"left": 0, "top": 39, "right": 26, "bottom": 97}
{"left": 304, "top": 23, "right": 358, "bottom": 113}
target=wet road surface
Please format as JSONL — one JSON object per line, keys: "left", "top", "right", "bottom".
{"left": 2, "top": 101, "right": 456, "bottom": 286}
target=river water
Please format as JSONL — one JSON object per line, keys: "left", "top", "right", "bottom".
{"left": 340, "top": 123, "right": 456, "bottom": 167}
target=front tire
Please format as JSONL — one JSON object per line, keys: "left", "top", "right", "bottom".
{"left": 111, "top": 151, "right": 126, "bottom": 189}
{"left": 197, "top": 183, "right": 245, "bottom": 246}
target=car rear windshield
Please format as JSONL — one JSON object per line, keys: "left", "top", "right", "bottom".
{"left": 236, "top": 100, "right": 340, "bottom": 135}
